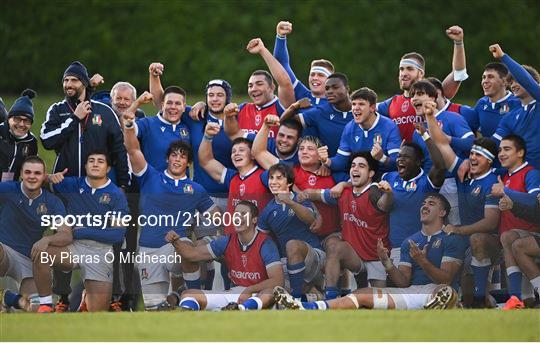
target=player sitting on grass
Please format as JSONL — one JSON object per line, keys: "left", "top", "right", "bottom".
{"left": 274, "top": 193, "right": 466, "bottom": 310}
{"left": 168, "top": 201, "right": 283, "bottom": 311}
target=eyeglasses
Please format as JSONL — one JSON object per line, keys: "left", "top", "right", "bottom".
{"left": 11, "top": 116, "right": 32, "bottom": 125}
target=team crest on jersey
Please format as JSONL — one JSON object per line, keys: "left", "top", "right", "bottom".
{"left": 141, "top": 268, "right": 148, "bottom": 280}
{"left": 432, "top": 238, "right": 442, "bottom": 249}
{"left": 240, "top": 183, "right": 246, "bottom": 196}
{"left": 401, "top": 100, "right": 410, "bottom": 112}
{"left": 351, "top": 200, "right": 357, "bottom": 212}
{"left": 160, "top": 126, "right": 165, "bottom": 132}
{"left": 255, "top": 114, "right": 262, "bottom": 126}
{"left": 273, "top": 211, "right": 277, "bottom": 217}
{"left": 373, "top": 133, "right": 382, "bottom": 145}
{"left": 183, "top": 184, "right": 194, "bottom": 194}
{"left": 241, "top": 254, "right": 248, "bottom": 268}
{"left": 471, "top": 186, "right": 481, "bottom": 196}
{"left": 355, "top": 136, "right": 360, "bottom": 143}
{"left": 36, "top": 203, "right": 48, "bottom": 215}
{"left": 92, "top": 114, "right": 102, "bottom": 126}
{"left": 405, "top": 181, "right": 417, "bottom": 192}
{"left": 180, "top": 128, "right": 188, "bottom": 138}
{"left": 99, "top": 193, "right": 111, "bottom": 204}
{"left": 288, "top": 208, "right": 295, "bottom": 217}
{"left": 500, "top": 104, "right": 510, "bottom": 114}
{"left": 308, "top": 175, "right": 317, "bottom": 186}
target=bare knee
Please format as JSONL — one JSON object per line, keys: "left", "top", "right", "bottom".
{"left": 500, "top": 230, "right": 519, "bottom": 248}
{"left": 285, "top": 240, "right": 307, "bottom": 261}
{"left": 511, "top": 236, "right": 532, "bottom": 256}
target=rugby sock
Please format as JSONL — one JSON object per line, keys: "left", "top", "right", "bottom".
{"left": 530, "top": 276, "right": 540, "bottom": 293}
{"left": 221, "top": 263, "right": 231, "bottom": 290}
{"left": 491, "top": 264, "right": 501, "bottom": 289}
{"left": 179, "top": 297, "right": 200, "bottom": 311}
{"left": 506, "top": 266, "right": 522, "bottom": 299}
{"left": 3, "top": 290, "right": 22, "bottom": 309}
{"left": 204, "top": 262, "right": 215, "bottom": 290}
{"left": 241, "top": 297, "right": 263, "bottom": 310}
{"left": 324, "top": 286, "right": 340, "bottom": 300}
{"left": 39, "top": 295, "right": 53, "bottom": 306}
{"left": 287, "top": 262, "right": 306, "bottom": 299}
{"left": 302, "top": 301, "right": 328, "bottom": 310}
{"left": 471, "top": 257, "right": 491, "bottom": 298}
{"left": 183, "top": 270, "right": 201, "bottom": 290}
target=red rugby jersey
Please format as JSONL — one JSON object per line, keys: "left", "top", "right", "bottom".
{"left": 224, "top": 231, "right": 271, "bottom": 287}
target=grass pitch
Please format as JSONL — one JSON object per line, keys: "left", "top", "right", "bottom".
{"left": 1, "top": 310, "right": 539, "bottom": 341}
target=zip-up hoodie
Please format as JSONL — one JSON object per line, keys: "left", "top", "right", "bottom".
{"left": 0, "top": 122, "right": 38, "bottom": 181}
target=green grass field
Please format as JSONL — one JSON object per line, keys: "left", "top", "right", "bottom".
{"left": 1, "top": 310, "right": 539, "bottom": 341}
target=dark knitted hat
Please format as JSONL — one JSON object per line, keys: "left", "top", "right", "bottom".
{"left": 8, "top": 89, "right": 36, "bottom": 123}
{"left": 63, "top": 61, "right": 90, "bottom": 87}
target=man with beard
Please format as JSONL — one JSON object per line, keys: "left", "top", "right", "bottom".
{"left": 224, "top": 38, "right": 295, "bottom": 139}
{"left": 317, "top": 87, "right": 401, "bottom": 173}
{"left": 39, "top": 61, "right": 129, "bottom": 312}
{"left": 377, "top": 26, "right": 467, "bottom": 141}
{"left": 280, "top": 73, "right": 353, "bottom": 157}
{"left": 1, "top": 89, "right": 38, "bottom": 182}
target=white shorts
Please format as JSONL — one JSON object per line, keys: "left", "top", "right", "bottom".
{"left": 136, "top": 244, "right": 183, "bottom": 286}
{"left": 0, "top": 242, "right": 33, "bottom": 283}
{"left": 68, "top": 240, "right": 114, "bottom": 283}
{"left": 381, "top": 283, "right": 439, "bottom": 310}
{"left": 203, "top": 286, "right": 247, "bottom": 310}
{"left": 364, "top": 261, "right": 386, "bottom": 282}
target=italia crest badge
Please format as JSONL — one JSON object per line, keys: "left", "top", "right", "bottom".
{"left": 99, "top": 193, "right": 111, "bottom": 204}
{"left": 183, "top": 184, "right": 194, "bottom": 194}
{"left": 92, "top": 114, "right": 102, "bottom": 126}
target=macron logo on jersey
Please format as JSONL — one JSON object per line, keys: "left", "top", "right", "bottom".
{"left": 343, "top": 212, "right": 368, "bottom": 228}
{"left": 230, "top": 269, "right": 261, "bottom": 281}
{"left": 355, "top": 136, "right": 360, "bottom": 142}
{"left": 330, "top": 114, "right": 335, "bottom": 120}
{"left": 160, "top": 127, "right": 165, "bottom": 132}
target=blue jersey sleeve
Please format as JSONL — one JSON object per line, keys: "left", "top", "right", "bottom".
{"left": 321, "top": 189, "right": 338, "bottom": 206}
{"left": 221, "top": 168, "right": 237, "bottom": 187}
{"left": 298, "top": 107, "right": 320, "bottom": 129}
{"left": 525, "top": 169, "right": 540, "bottom": 195}
{"left": 256, "top": 204, "right": 270, "bottom": 233}
{"left": 273, "top": 36, "right": 297, "bottom": 85}
{"left": 505, "top": 189, "right": 539, "bottom": 207}
{"left": 502, "top": 54, "right": 540, "bottom": 101}
{"left": 386, "top": 123, "right": 402, "bottom": 169}
{"left": 332, "top": 172, "right": 350, "bottom": 184}
{"left": 136, "top": 163, "right": 159, "bottom": 189}
{"left": 461, "top": 105, "right": 479, "bottom": 133}
{"left": 330, "top": 125, "right": 352, "bottom": 171}
{"left": 412, "top": 133, "right": 433, "bottom": 172}
{"left": 377, "top": 98, "right": 392, "bottom": 117}
{"left": 209, "top": 235, "right": 230, "bottom": 259}
{"left": 399, "top": 239, "right": 412, "bottom": 267}
{"left": 49, "top": 194, "right": 67, "bottom": 217}
{"left": 52, "top": 176, "right": 79, "bottom": 194}
{"left": 448, "top": 115, "right": 474, "bottom": 154}
{"left": 135, "top": 117, "right": 149, "bottom": 139}
{"left": 260, "top": 170, "right": 269, "bottom": 189}
{"left": 195, "top": 185, "right": 215, "bottom": 213}
{"left": 0, "top": 182, "right": 17, "bottom": 202}
{"left": 260, "top": 237, "right": 281, "bottom": 267}
{"left": 245, "top": 132, "right": 256, "bottom": 142}
{"left": 442, "top": 235, "right": 466, "bottom": 264}
{"left": 492, "top": 114, "right": 513, "bottom": 143}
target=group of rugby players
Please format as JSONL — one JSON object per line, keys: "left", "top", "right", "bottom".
{"left": 0, "top": 21, "right": 539, "bottom": 313}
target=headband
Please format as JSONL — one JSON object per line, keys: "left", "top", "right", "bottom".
{"left": 471, "top": 145, "right": 495, "bottom": 162}
{"left": 310, "top": 66, "right": 332, "bottom": 77}
{"left": 399, "top": 58, "right": 424, "bottom": 72}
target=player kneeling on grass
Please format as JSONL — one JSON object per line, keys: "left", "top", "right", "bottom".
{"left": 166, "top": 201, "right": 284, "bottom": 311}
{"left": 275, "top": 193, "right": 466, "bottom": 310}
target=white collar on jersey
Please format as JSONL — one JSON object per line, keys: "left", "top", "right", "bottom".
{"left": 404, "top": 168, "right": 425, "bottom": 182}
{"left": 420, "top": 227, "right": 443, "bottom": 238}
{"left": 489, "top": 91, "right": 513, "bottom": 109}
{"left": 164, "top": 170, "right": 187, "bottom": 187}
{"left": 238, "top": 165, "right": 259, "bottom": 180}
{"left": 469, "top": 169, "right": 494, "bottom": 184}
{"left": 238, "top": 230, "right": 259, "bottom": 251}
{"left": 84, "top": 177, "right": 112, "bottom": 194}
{"left": 20, "top": 182, "right": 42, "bottom": 203}
{"left": 508, "top": 161, "right": 529, "bottom": 176}
{"left": 358, "top": 112, "right": 381, "bottom": 134}
{"left": 157, "top": 112, "right": 181, "bottom": 128}
{"left": 275, "top": 191, "right": 295, "bottom": 207}
{"left": 440, "top": 99, "right": 451, "bottom": 112}
{"left": 208, "top": 113, "right": 224, "bottom": 126}
{"left": 331, "top": 105, "right": 351, "bottom": 118}
{"left": 256, "top": 96, "right": 278, "bottom": 110}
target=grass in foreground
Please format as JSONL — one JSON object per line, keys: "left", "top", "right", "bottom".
{"left": 1, "top": 310, "right": 539, "bottom": 341}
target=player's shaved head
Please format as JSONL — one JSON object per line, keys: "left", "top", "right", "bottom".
{"left": 22, "top": 155, "right": 46, "bottom": 173}
{"left": 251, "top": 70, "right": 274, "bottom": 87}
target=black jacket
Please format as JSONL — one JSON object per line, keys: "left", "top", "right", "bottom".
{"left": 0, "top": 122, "right": 38, "bottom": 181}
{"left": 40, "top": 98, "right": 129, "bottom": 186}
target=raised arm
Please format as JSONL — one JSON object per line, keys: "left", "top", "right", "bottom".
{"left": 148, "top": 62, "right": 165, "bottom": 109}
{"left": 377, "top": 239, "right": 411, "bottom": 287}
{"left": 419, "top": 102, "right": 446, "bottom": 187}
{"left": 273, "top": 21, "right": 298, "bottom": 84}
{"left": 491, "top": 44, "right": 540, "bottom": 101}
{"left": 424, "top": 102, "right": 458, "bottom": 170}
{"left": 442, "top": 26, "right": 468, "bottom": 99}
{"left": 252, "top": 115, "right": 280, "bottom": 170}
{"left": 198, "top": 122, "right": 226, "bottom": 182}
{"left": 223, "top": 103, "right": 244, "bottom": 140}
{"left": 247, "top": 38, "right": 295, "bottom": 108}
{"left": 279, "top": 194, "right": 316, "bottom": 225}
{"left": 123, "top": 92, "right": 153, "bottom": 175}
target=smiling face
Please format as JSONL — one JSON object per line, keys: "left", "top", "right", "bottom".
{"left": 111, "top": 87, "right": 135, "bottom": 116}
{"left": 308, "top": 70, "right": 328, "bottom": 97}
{"left": 498, "top": 139, "right": 524, "bottom": 170}
{"left": 349, "top": 156, "right": 373, "bottom": 188}
{"left": 411, "top": 90, "right": 435, "bottom": 116}
{"left": 231, "top": 142, "right": 253, "bottom": 170}
{"left": 21, "top": 162, "right": 45, "bottom": 192}
{"left": 268, "top": 169, "right": 291, "bottom": 194}
{"left": 207, "top": 85, "right": 227, "bottom": 114}
{"left": 166, "top": 149, "right": 189, "bottom": 177}
{"left": 396, "top": 145, "right": 422, "bottom": 180}
{"left": 352, "top": 98, "right": 375, "bottom": 126}
{"left": 481, "top": 69, "right": 506, "bottom": 99}
{"left": 63, "top": 76, "right": 85, "bottom": 100}
{"left": 420, "top": 196, "right": 447, "bottom": 225}
{"left": 469, "top": 150, "right": 492, "bottom": 176}
{"left": 233, "top": 203, "right": 257, "bottom": 234}
{"left": 276, "top": 125, "right": 299, "bottom": 156}
{"left": 298, "top": 140, "right": 319, "bottom": 167}
{"left": 162, "top": 92, "right": 185, "bottom": 124}
{"left": 8, "top": 116, "right": 32, "bottom": 138}
{"left": 248, "top": 74, "right": 274, "bottom": 106}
